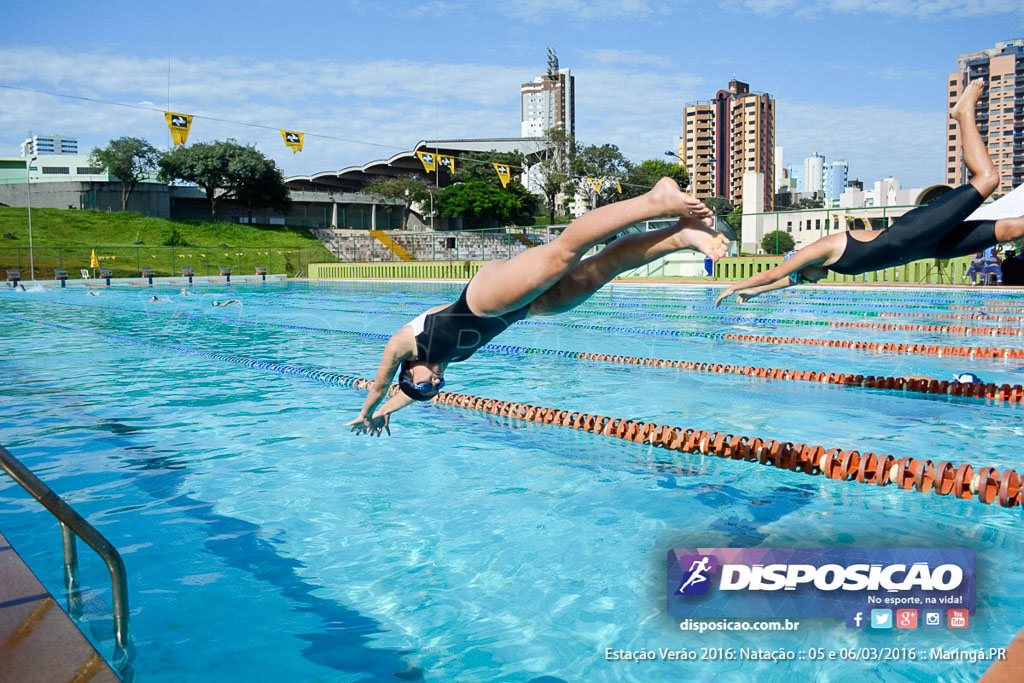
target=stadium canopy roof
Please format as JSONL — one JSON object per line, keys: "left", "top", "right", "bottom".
{"left": 284, "top": 137, "right": 549, "bottom": 193}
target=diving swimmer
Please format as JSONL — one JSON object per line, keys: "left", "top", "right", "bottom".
{"left": 716, "top": 79, "right": 1024, "bottom": 306}
{"left": 348, "top": 177, "right": 729, "bottom": 436}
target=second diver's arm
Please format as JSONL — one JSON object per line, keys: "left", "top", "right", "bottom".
{"left": 733, "top": 276, "right": 793, "bottom": 303}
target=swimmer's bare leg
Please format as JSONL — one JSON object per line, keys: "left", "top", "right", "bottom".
{"left": 466, "top": 178, "right": 712, "bottom": 316}
{"left": 952, "top": 79, "right": 998, "bottom": 197}
{"left": 994, "top": 216, "right": 1024, "bottom": 242}
{"left": 529, "top": 216, "right": 727, "bottom": 315}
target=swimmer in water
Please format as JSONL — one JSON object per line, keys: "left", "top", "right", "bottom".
{"left": 211, "top": 300, "right": 241, "bottom": 307}
{"left": 348, "top": 177, "right": 728, "bottom": 436}
{"left": 716, "top": 79, "right": 1024, "bottom": 306}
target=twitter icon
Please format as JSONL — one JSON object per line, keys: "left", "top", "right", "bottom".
{"left": 871, "top": 609, "right": 893, "bottom": 629}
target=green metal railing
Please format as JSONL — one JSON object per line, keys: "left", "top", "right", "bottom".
{"left": 310, "top": 261, "right": 486, "bottom": 279}
{"left": 714, "top": 254, "right": 976, "bottom": 285}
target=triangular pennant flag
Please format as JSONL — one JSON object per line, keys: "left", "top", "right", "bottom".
{"left": 438, "top": 155, "right": 455, "bottom": 174}
{"left": 493, "top": 163, "right": 511, "bottom": 188}
{"left": 616, "top": 180, "right": 622, "bottom": 194}
{"left": 587, "top": 177, "right": 603, "bottom": 196}
{"left": 164, "top": 111, "right": 193, "bottom": 145}
{"left": 416, "top": 151, "right": 437, "bottom": 174}
{"left": 281, "top": 130, "right": 304, "bottom": 153}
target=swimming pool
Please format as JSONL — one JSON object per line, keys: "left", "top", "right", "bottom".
{"left": 1, "top": 281, "right": 1021, "bottom": 682}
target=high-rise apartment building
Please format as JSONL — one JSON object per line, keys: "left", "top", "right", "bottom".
{"left": 823, "top": 160, "right": 848, "bottom": 202}
{"left": 679, "top": 80, "right": 774, "bottom": 207}
{"left": 945, "top": 39, "right": 1024, "bottom": 194}
{"left": 21, "top": 134, "right": 78, "bottom": 157}
{"left": 521, "top": 48, "right": 575, "bottom": 138}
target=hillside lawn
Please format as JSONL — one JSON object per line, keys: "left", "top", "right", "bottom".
{"left": 0, "top": 207, "right": 334, "bottom": 278}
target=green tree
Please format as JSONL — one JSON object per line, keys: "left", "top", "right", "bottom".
{"left": 533, "top": 127, "right": 577, "bottom": 222}
{"left": 438, "top": 180, "right": 524, "bottom": 226}
{"left": 573, "top": 143, "right": 630, "bottom": 208}
{"left": 703, "top": 196, "right": 734, "bottom": 217}
{"left": 365, "top": 177, "right": 431, "bottom": 229}
{"left": 793, "top": 196, "right": 824, "bottom": 210}
{"left": 90, "top": 136, "right": 163, "bottom": 212}
{"left": 761, "top": 230, "right": 795, "bottom": 255}
{"left": 159, "top": 140, "right": 291, "bottom": 222}
{"left": 448, "top": 150, "right": 539, "bottom": 225}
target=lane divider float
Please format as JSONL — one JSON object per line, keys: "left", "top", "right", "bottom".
{"left": 16, "top": 301, "right": 1024, "bottom": 405}
{"left": 5, "top": 311, "right": 1019, "bottom": 509}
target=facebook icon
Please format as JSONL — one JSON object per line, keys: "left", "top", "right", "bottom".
{"left": 845, "top": 611, "right": 866, "bottom": 629}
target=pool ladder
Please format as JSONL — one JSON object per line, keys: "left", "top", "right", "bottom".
{"left": 0, "top": 443, "right": 130, "bottom": 666}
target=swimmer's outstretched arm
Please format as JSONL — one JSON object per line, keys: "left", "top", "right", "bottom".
{"left": 347, "top": 333, "right": 413, "bottom": 436}
{"left": 714, "top": 238, "right": 836, "bottom": 306}
{"left": 731, "top": 276, "right": 793, "bottom": 303}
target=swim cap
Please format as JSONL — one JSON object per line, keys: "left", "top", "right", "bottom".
{"left": 952, "top": 372, "right": 982, "bottom": 384}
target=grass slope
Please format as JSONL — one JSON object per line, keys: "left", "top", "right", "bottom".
{"left": 0, "top": 207, "right": 334, "bottom": 278}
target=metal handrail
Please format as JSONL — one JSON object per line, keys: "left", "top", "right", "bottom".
{"left": 0, "top": 443, "right": 130, "bottom": 664}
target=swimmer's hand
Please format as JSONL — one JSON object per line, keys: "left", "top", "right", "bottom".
{"left": 736, "top": 292, "right": 753, "bottom": 304}
{"left": 346, "top": 414, "right": 391, "bottom": 437}
{"left": 714, "top": 286, "right": 737, "bottom": 307}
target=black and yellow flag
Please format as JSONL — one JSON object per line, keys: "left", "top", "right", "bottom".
{"left": 438, "top": 155, "right": 455, "bottom": 174}
{"left": 493, "top": 163, "right": 511, "bottom": 188}
{"left": 616, "top": 180, "right": 622, "bottom": 194}
{"left": 587, "top": 177, "right": 603, "bottom": 196}
{"left": 164, "top": 112, "right": 193, "bottom": 145}
{"left": 416, "top": 151, "right": 437, "bottom": 174}
{"left": 281, "top": 130, "right": 304, "bottom": 153}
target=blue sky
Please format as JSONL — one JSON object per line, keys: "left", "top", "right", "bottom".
{"left": 1, "top": 0, "right": 1022, "bottom": 189}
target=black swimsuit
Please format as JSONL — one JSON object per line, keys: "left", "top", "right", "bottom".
{"left": 829, "top": 184, "right": 996, "bottom": 275}
{"left": 411, "top": 286, "right": 529, "bottom": 364}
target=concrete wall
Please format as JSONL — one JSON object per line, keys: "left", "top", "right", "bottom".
{"left": 0, "top": 180, "right": 405, "bottom": 229}
{"left": 0, "top": 181, "right": 171, "bottom": 217}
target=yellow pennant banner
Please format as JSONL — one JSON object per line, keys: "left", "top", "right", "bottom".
{"left": 493, "top": 163, "right": 511, "bottom": 188}
{"left": 164, "top": 111, "right": 193, "bottom": 146}
{"left": 587, "top": 177, "right": 603, "bottom": 196}
{"left": 281, "top": 130, "right": 304, "bottom": 153}
{"left": 438, "top": 155, "right": 455, "bottom": 174}
{"left": 616, "top": 180, "right": 622, "bottom": 194}
{"left": 416, "top": 151, "right": 437, "bottom": 174}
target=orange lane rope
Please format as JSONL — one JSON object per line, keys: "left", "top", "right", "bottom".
{"left": 723, "top": 334, "right": 1024, "bottom": 360}
{"left": 564, "top": 353, "right": 1024, "bottom": 405}
{"left": 879, "top": 312, "right": 1024, "bottom": 322}
{"left": 351, "top": 380, "right": 1022, "bottom": 510}
{"left": 826, "top": 320, "right": 1024, "bottom": 337}
{"left": 953, "top": 304, "right": 1024, "bottom": 312}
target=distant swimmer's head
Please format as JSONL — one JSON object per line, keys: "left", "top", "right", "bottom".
{"left": 398, "top": 360, "right": 445, "bottom": 401}
{"left": 783, "top": 250, "right": 827, "bottom": 284}
{"left": 952, "top": 372, "right": 982, "bottom": 384}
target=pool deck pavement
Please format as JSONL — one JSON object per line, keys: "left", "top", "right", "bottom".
{"left": 0, "top": 531, "right": 118, "bottom": 682}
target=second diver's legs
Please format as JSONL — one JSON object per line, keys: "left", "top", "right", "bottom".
{"left": 529, "top": 216, "right": 725, "bottom": 315}
{"left": 952, "top": 79, "right": 998, "bottom": 197}
{"left": 465, "top": 178, "right": 714, "bottom": 316}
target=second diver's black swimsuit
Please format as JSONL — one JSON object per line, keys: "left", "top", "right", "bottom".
{"left": 829, "top": 184, "right": 997, "bottom": 275}
{"left": 410, "top": 285, "right": 529, "bottom": 364}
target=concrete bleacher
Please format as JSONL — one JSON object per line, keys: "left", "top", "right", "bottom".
{"left": 309, "top": 228, "right": 555, "bottom": 263}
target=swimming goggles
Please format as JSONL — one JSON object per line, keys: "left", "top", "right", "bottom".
{"left": 398, "top": 376, "right": 445, "bottom": 401}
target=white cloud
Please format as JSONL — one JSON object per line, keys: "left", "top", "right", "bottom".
{"left": 736, "top": 0, "right": 1022, "bottom": 17}
{"left": 777, "top": 99, "right": 945, "bottom": 187}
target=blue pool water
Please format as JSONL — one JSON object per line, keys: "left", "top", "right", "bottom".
{"left": 0, "top": 281, "right": 1022, "bottom": 682}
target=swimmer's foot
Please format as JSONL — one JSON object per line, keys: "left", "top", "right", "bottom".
{"left": 951, "top": 79, "right": 985, "bottom": 122}
{"left": 670, "top": 215, "right": 729, "bottom": 261}
{"left": 648, "top": 177, "right": 712, "bottom": 219}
